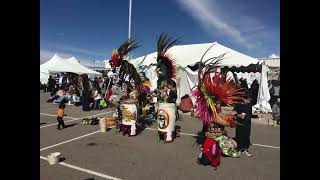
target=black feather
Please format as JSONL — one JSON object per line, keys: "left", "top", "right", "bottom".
{"left": 156, "top": 33, "right": 181, "bottom": 59}
{"left": 117, "top": 38, "right": 140, "bottom": 58}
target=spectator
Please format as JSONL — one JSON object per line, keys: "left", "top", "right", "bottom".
{"left": 167, "top": 80, "right": 177, "bottom": 103}
{"left": 80, "top": 74, "right": 91, "bottom": 111}
{"left": 231, "top": 97, "right": 253, "bottom": 157}
{"left": 249, "top": 79, "right": 259, "bottom": 105}
{"left": 42, "top": 83, "right": 48, "bottom": 92}
{"left": 73, "top": 88, "right": 81, "bottom": 106}
{"left": 48, "top": 75, "right": 56, "bottom": 92}
{"left": 53, "top": 88, "right": 68, "bottom": 104}
{"left": 58, "top": 74, "right": 64, "bottom": 88}
{"left": 98, "top": 77, "right": 103, "bottom": 90}
{"left": 269, "top": 80, "right": 280, "bottom": 107}
{"left": 67, "top": 85, "right": 75, "bottom": 104}
{"left": 231, "top": 81, "right": 253, "bottom": 157}
{"left": 272, "top": 98, "right": 280, "bottom": 126}
{"left": 93, "top": 88, "right": 102, "bottom": 110}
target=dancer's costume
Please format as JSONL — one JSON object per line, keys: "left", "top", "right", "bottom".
{"left": 155, "top": 33, "right": 180, "bottom": 143}
{"left": 192, "top": 50, "right": 246, "bottom": 157}
{"left": 109, "top": 38, "right": 146, "bottom": 136}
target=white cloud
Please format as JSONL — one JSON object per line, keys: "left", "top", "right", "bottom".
{"left": 175, "top": 0, "right": 277, "bottom": 52}
{"left": 44, "top": 42, "right": 106, "bottom": 57}
{"left": 40, "top": 49, "right": 74, "bottom": 64}
{"left": 269, "top": 54, "right": 279, "bottom": 58}
{"left": 40, "top": 50, "right": 54, "bottom": 63}
{"left": 40, "top": 49, "right": 93, "bottom": 65}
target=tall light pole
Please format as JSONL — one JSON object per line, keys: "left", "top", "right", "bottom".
{"left": 128, "top": 0, "right": 132, "bottom": 40}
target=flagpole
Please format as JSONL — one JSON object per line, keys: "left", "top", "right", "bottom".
{"left": 128, "top": 0, "right": 132, "bottom": 40}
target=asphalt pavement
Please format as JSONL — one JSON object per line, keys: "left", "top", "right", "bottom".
{"left": 40, "top": 92, "right": 280, "bottom": 180}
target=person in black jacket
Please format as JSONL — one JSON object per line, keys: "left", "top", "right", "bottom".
{"left": 231, "top": 80, "right": 253, "bottom": 157}
{"left": 232, "top": 98, "right": 253, "bottom": 157}
{"left": 249, "top": 79, "right": 259, "bottom": 105}
{"left": 48, "top": 76, "right": 56, "bottom": 92}
{"left": 80, "top": 74, "right": 91, "bottom": 111}
{"left": 167, "top": 79, "right": 177, "bottom": 104}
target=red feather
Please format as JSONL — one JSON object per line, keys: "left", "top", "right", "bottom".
{"left": 111, "top": 50, "right": 120, "bottom": 67}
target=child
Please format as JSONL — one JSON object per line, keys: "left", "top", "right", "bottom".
{"left": 57, "top": 103, "right": 66, "bottom": 130}
{"left": 93, "top": 89, "right": 102, "bottom": 110}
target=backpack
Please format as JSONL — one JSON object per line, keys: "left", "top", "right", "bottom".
{"left": 179, "top": 95, "right": 193, "bottom": 112}
{"left": 197, "top": 137, "right": 222, "bottom": 169}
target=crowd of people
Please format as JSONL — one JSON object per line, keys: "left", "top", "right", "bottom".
{"left": 42, "top": 72, "right": 113, "bottom": 111}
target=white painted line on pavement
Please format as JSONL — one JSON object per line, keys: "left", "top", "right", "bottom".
{"left": 40, "top": 131, "right": 100, "bottom": 151}
{"left": 40, "top": 156, "right": 123, "bottom": 180}
{"left": 80, "top": 111, "right": 112, "bottom": 119}
{"left": 40, "top": 111, "right": 112, "bottom": 129}
{"left": 179, "top": 132, "right": 198, "bottom": 137}
{"left": 40, "top": 119, "right": 79, "bottom": 129}
{"left": 252, "top": 143, "right": 280, "bottom": 149}
{"left": 40, "top": 113, "right": 77, "bottom": 119}
{"left": 145, "top": 127, "right": 280, "bottom": 149}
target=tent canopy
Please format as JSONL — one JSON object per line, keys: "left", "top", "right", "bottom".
{"left": 40, "top": 54, "right": 65, "bottom": 74}
{"left": 49, "top": 56, "right": 101, "bottom": 75}
{"left": 131, "top": 42, "right": 261, "bottom": 68}
{"left": 40, "top": 71, "right": 49, "bottom": 84}
{"left": 40, "top": 54, "right": 101, "bottom": 83}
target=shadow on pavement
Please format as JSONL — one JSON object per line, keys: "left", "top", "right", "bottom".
{"left": 64, "top": 123, "right": 78, "bottom": 128}
{"left": 136, "top": 124, "right": 147, "bottom": 136}
{"left": 59, "top": 157, "right": 66, "bottom": 163}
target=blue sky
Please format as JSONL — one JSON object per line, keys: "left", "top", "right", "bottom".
{"left": 40, "top": 0, "right": 280, "bottom": 65}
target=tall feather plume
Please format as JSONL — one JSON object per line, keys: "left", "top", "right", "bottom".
{"left": 157, "top": 33, "right": 181, "bottom": 58}
{"left": 117, "top": 38, "right": 140, "bottom": 59}
{"left": 156, "top": 33, "right": 180, "bottom": 79}
{"left": 192, "top": 45, "right": 246, "bottom": 127}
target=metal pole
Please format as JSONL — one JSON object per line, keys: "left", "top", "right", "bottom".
{"left": 128, "top": 0, "right": 132, "bottom": 40}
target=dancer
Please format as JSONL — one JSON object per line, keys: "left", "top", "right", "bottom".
{"left": 155, "top": 33, "right": 181, "bottom": 143}
{"left": 108, "top": 38, "right": 146, "bottom": 136}
{"left": 192, "top": 47, "right": 247, "bottom": 167}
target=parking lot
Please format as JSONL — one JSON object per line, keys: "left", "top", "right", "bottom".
{"left": 40, "top": 92, "right": 280, "bottom": 180}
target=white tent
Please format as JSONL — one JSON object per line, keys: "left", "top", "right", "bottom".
{"left": 252, "top": 62, "right": 272, "bottom": 113}
{"left": 131, "top": 42, "right": 259, "bottom": 68}
{"left": 131, "top": 42, "right": 261, "bottom": 91}
{"left": 40, "top": 54, "right": 101, "bottom": 83}
{"left": 40, "top": 71, "right": 49, "bottom": 84}
{"left": 40, "top": 54, "right": 65, "bottom": 74}
{"left": 40, "top": 54, "right": 66, "bottom": 83}
{"left": 48, "top": 58, "right": 101, "bottom": 75}
{"left": 130, "top": 42, "right": 270, "bottom": 112}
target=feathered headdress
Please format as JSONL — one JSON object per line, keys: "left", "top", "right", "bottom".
{"left": 111, "top": 38, "right": 140, "bottom": 67}
{"left": 192, "top": 44, "right": 246, "bottom": 127}
{"left": 156, "top": 33, "right": 180, "bottom": 80}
